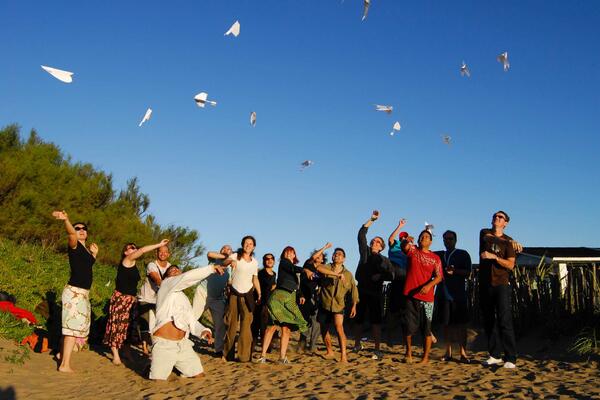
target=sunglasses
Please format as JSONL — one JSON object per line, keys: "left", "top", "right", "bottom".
{"left": 74, "top": 226, "right": 87, "bottom": 231}
{"left": 493, "top": 214, "right": 506, "bottom": 221}
{"left": 127, "top": 246, "right": 138, "bottom": 251}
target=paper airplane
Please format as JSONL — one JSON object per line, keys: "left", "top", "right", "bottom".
{"left": 105, "top": 280, "right": 111, "bottom": 287}
{"left": 225, "top": 20, "right": 240, "bottom": 37}
{"left": 442, "top": 135, "right": 451, "bottom": 146}
{"left": 41, "top": 65, "right": 74, "bottom": 83}
{"left": 390, "top": 121, "right": 401, "bottom": 136}
{"left": 250, "top": 111, "right": 256, "bottom": 127}
{"left": 362, "top": 0, "right": 371, "bottom": 21}
{"left": 424, "top": 222, "right": 435, "bottom": 235}
{"left": 497, "top": 51, "right": 510, "bottom": 71}
{"left": 300, "top": 160, "right": 314, "bottom": 171}
{"left": 139, "top": 108, "right": 152, "bottom": 127}
{"left": 194, "top": 92, "right": 217, "bottom": 108}
{"left": 460, "top": 61, "right": 471, "bottom": 78}
{"left": 375, "top": 104, "right": 393, "bottom": 114}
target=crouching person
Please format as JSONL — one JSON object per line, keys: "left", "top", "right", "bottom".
{"left": 150, "top": 264, "right": 225, "bottom": 380}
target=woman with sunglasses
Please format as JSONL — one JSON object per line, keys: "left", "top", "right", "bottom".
{"left": 52, "top": 210, "right": 99, "bottom": 372}
{"left": 104, "top": 238, "right": 169, "bottom": 366}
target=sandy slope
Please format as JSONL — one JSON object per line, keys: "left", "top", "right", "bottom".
{"left": 0, "top": 334, "right": 598, "bottom": 400}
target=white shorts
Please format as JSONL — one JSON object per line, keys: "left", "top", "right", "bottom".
{"left": 149, "top": 336, "right": 203, "bottom": 380}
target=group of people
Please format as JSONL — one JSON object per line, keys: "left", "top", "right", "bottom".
{"left": 51, "top": 208, "right": 521, "bottom": 380}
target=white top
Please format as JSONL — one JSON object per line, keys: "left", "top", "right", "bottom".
{"left": 138, "top": 260, "right": 171, "bottom": 304}
{"left": 228, "top": 253, "right": 258, "bottom": 293}
{"left": 151, "top": 265, "right": 214, "bottom": 338}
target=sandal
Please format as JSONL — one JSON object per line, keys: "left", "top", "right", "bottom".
{"left": 460, "top": 356, "right": 472, "bottom": 364}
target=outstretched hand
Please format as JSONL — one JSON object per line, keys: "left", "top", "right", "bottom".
{"left": 398, "top": 218, "right": 406, "bottom": 227}
{"left": 324, "top": 242, "right": 333, "bottom": 250}
{"left": 159, "top": 239, "right": 170, "bottom": 247}
{"left": 52, "top": 210, "right": 68, "bottom": 220}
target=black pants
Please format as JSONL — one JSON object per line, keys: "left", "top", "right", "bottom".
{"left": 479, "top": 284, "right": 517, "bottom": 363}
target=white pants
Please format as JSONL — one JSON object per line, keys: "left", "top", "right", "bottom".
{"left": 149, "top": 337, "right": 202, "bottom": 380}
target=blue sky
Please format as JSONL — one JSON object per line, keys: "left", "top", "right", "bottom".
{"left": 1, "top": 1, "right": 599, "bottom": 272}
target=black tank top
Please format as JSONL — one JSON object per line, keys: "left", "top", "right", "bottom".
{"left": 115, "top": 263, "right": 141, "bottom": 296}
{"left": 67, "top": 241, "right": 96, "bottom": 290}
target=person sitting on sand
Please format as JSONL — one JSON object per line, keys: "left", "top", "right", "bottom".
{"left": 52, "top": 210, "right": 98, "bottom": 373}
{"left": 149, "top": 264, "right": 224, "bottom": 380}
{"left": 104, "top": 239, "right": 169, "bottom": 366}
{"left": 402, "top": 229, "right": 443, "bottom": 365}
{"left": 314, "top": 245, "right": 359, "bottom": 363}
{"left": 137, "top": 245, "right": 172, "bottom": 355}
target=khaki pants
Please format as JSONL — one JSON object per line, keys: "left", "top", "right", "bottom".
{"left": 223, "top": 294, "right": 253, "bottom": 362}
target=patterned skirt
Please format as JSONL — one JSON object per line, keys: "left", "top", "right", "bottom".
{"left": 267, "top": 288, "right": 308, "bottom": 333}
{"left": 61, "top": 285, "right": 91, "bottom": 338}
{"left": 104, "top": 290, "right": 137, "bottom": 349}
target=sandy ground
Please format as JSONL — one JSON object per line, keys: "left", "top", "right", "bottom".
{"left": 0, "top": 331, "right": 598, "bottom": 400}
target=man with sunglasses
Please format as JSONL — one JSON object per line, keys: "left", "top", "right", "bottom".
{"left": 353, "top": 210, "right": 397, "bottom": 359}
{"left": 479, "top": 210, "right": 518, "bottom": 369}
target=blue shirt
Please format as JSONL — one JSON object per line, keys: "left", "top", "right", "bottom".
{"left": 388, "top": 240, "right": 407, "bottom": 271}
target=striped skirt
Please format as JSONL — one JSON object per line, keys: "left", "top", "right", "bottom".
{"left": 61, "top": 285, "right": 91, "bottom": 338}
{"left": 103, "top": 290, "right": 137, "bottom": 349}
{"left": 267, "top": 288, "right": 308, "bottom": 333}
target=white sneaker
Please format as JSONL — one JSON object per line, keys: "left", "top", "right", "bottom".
{"left": 483, "top": 356, "right": 504, "bottom": 366}
{"left": 503, "top": 361, "right": 516, "bottom": 369}
{"left": 351, "top": 344, "right": 364, "bottom": 353}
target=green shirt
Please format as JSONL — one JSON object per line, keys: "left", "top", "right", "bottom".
{"left": 319, "top": 264, "right": 359, "bottom": 313}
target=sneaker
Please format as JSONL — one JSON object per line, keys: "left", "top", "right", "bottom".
{"left": 371, "top": 350, "right": 383, "bottom": 360}
{"left": 278, "top": 357, "right": 290, "bottom": 364}
{"left": 351, "top": 344, "right": 364, "bottom": 353}
{"left": 254, "top": 357, "right": 267, "bottom": 364}
{"left": 503, "top": 361, "right": 516, "bottom": 369}
{"left": 483, "top": 356, "right": 504, "bottom": 366}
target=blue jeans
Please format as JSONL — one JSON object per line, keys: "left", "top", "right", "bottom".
{"left": 479, "top": 284, "right": 517, "bottom": 363}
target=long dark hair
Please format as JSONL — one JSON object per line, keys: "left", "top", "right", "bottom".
{"left": 237, "top": 235, "right": 256, "bottom": 261}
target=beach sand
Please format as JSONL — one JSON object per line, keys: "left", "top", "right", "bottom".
{"left": 0, "top": 331, "right": 598, "bottom": 400}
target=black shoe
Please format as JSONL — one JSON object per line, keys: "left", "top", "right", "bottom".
{"left": 441, "top": 355, "right": 454, "bottom": 362}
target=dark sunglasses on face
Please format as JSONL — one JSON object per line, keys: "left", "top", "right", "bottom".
{"left": 493, "top": 214, "right": 506, "bottom": 221}
{"left": 127, "top": 246, "right": 137, "bottom": 251}
{"left": 74, "top": 226, "right": 87, "bottom": 231}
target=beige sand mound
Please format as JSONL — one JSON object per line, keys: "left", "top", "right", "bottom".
{"left": 0, "top": 337, "right": 598, "bottom": 400}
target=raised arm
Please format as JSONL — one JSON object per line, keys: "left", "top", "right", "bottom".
{"left": 311, "top": 242, "right": 332, "bottom": 263}
{"left": 124, "top": 239, "right": 170, "bottom": 266}
{"left": 52, "top": 210, "right": 78, "bottom": 249}
{"left": 207, "top": 251, "right": 226, "bottom": 261}
{"left": 388, "top": 218, "right": 406, "bottom": 247}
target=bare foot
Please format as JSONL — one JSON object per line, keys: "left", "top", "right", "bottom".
{"left": 58, "top": 366, "right": 74, "bottom": 373}
{"left": 339, "top": 357, "right": 348, "bottom": 363}
{"left": 417, "top": 358, "right": 429, "bottom": 365}
{"left": 221, "top": 356, "right": 228, "bottom": 363}
{"left": 404, "top": 356, "right": 413, "bottom": 364}
{"left": 322, "top": 352, "right": 335, "bottom": 360}
{"left": 112, "top": 359, "right": 123, "bottom": 366}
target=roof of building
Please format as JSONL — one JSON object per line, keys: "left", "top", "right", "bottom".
{"left": 521, "top": 247, "right": 600, "bottom": 258}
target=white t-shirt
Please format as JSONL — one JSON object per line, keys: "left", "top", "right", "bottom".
{"left": 137, "top": 260, "right": 171, "bottom": 304}
{"left": 228, "top": 253, "right": 258, "bottom": 293}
